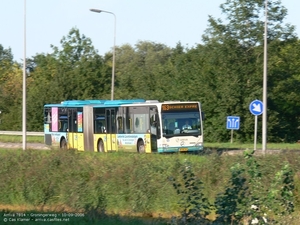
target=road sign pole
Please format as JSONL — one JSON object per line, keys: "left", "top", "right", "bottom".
{"left": 254, "top": 115, "right": 257, "bottom": 151}
{"left": 231, "top": 129, "right": 233, "bottom": 143}
{"left": 249, "top": 100, "right": 263, "bottom": 152}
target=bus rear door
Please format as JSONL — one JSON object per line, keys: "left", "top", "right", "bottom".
{"left": 68, "top": 108, "right": 84, "bottom": 151}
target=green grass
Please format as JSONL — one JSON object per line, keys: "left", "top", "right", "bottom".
{"left": 205, "top": 142, "right": 300, "bottom": 150}
{"left": 0, "top": 135, "right": 44, "bottom": 143}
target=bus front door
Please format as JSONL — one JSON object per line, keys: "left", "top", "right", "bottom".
{"left": 105, "top": 108, "right": 117, "bottom": 151}
{"left": 149, "top": 107, "right": 158, "bottom": 153}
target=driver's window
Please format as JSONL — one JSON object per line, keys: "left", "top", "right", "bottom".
{"left": 150, "top": 115, "right": 157, "bottom": 135}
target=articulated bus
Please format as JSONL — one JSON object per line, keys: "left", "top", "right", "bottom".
{"left": 44, "top": 99, "right": 204, "bottom": 153}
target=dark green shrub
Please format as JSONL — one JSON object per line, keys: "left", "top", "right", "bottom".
{"left": 170, "top": 159, "right": 212, "bottom": 224}
{"left": 214, "top": 163, "right": 247, "bottom": 224}
{"left": 214, "top": 150, "right": 296, "bottom": 224}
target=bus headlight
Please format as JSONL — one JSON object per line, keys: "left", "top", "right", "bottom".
{"left": 195, "top": 142, "right": 203, "bottom": 147}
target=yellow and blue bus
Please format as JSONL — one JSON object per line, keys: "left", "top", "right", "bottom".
{"left": 44, "top": 99, "right": 204, "bottom": 153}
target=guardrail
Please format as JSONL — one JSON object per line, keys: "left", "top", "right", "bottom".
{"left": 0, "top": 131, "right": 44, "bottom": 136}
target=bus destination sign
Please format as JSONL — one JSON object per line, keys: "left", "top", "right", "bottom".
{"left": 161, "top": 103, "right": 199, "bottom": 112}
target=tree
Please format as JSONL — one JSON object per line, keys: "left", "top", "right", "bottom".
{"left": 0, "top": 45, "right": 23, "bottom": 130}
{"left": 50, "top": 28, "right": 108, "bottom": 100}
{"left": 198, "top": 0, "right": 297, "bottom": 142}
{"left": 115, "top": 41, "right": 174, "bottom": 100}
{"left": 26, "top": 28, "right": 107, "bottom": 130}
{"left": 267, "top": 40, "right": 300, "bottom": 141}
{"left": 203, "top": 0, "right": 296, "bottom": 46}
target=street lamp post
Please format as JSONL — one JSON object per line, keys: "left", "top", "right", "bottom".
{"left": 262, "top": 0, "right": 268, "bottom": 155}
{"left": 22, "top": 0, "right": 27, "bottom": 150}
{"left": 90, "top": 8, "right": 116, "bottom": 100}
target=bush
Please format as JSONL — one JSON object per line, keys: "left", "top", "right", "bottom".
{"left": 0, "top": 149, "right": 299, "bottom": 225}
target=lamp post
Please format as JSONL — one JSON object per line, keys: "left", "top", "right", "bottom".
{"left": 90, "top": 8, "right": 116, "bottom": 100}
{"left": 22, "top": 0, "right": 27, "bottom": 150}
{"left": 262, "top": 0, "right": 268, "bottom": 155}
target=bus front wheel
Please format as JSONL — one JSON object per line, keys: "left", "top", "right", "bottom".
{"left": 98, "top": 140, "right": 104, "bottom": 153}
{"left": 137, "top": 140, "right": 145, "bottom": 153}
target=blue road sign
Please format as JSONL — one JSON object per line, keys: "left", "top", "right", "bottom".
{"left": 249, "top": 100, "right": 263, "bottom": 116}
{"left": 227, "top": 116, "right": 240, "bottom": 130}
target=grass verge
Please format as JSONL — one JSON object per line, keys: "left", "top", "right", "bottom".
{"left": 0, "top": 135, "right": 44, "bottom": 143}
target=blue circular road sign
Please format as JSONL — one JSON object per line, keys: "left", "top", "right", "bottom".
{"left": 249, "top": 100, "right": 263, "bottom": 116}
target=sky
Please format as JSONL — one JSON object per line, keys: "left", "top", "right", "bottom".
{"left": 1, "top": 0, "right": 299, "bottom": 63}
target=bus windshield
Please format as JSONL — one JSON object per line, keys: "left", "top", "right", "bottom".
{"left": 162, "top": 111, "right": 201, "bottom": 137}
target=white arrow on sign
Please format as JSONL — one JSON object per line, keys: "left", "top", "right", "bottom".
{"left": 234, "top": 119, "right": 239, "bottom": 127}
{"left": 252, "top": 103, "right": 262, "bottom": 113}
{"left": 227, "top": 118, "right": 232, "bottom": 127}
{"left": 227, "top": 118, "right": 239, "bottom": 128}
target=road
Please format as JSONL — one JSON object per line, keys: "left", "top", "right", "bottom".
{"left": 215, "top": 149, "right": 281, "bottom": 155}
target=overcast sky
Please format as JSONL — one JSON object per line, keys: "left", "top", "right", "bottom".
{"left": 1, "top": 0, "right": 299, "bottom": 62}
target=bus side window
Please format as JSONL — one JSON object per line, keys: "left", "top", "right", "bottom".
{"left": 97, "top": 122, "right": 103, "bottom": 133}
{"left": 62, "top": 123, "right": 68, "bottom": 132}
{"left": 125, "top": 117, "right": 132, "bottom": 133}
{"left": 117, "top": 116, "right": 124, "bottom": 133}
{"left": 46, "top": 112, "right": 51, "bottom": 123}
{"left": 150, "top": 115, "right": 157, "bottom": 135}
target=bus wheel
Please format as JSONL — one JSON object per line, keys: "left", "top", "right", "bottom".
{"left": 98, "top": 140, "right": 104, "bottom": 153}
{"left": 60, "top": 139, "right": 67, "bottom": 150}
{"left": 137, "top": 140, "right": 145, "bottom": 153}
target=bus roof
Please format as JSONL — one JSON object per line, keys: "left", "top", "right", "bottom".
{"left": 92, "top": 99, "right": 146, "bottom": 108}
{"left": 44, "top": 99, "right": 200, "bottom": 108}
{"left": 102, "top": 99, "right": 145, "bottom": 105}
{"left": 44, "top": 99, "right": 145, "bottom": 108}
{"left": 118, "top": 101, "right": 200, "bottom": 107}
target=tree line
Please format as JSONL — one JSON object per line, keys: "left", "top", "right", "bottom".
{"left": 1, "top": 0, "right": 300, "bottom": 143}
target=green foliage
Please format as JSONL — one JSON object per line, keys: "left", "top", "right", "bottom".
{"left": 0, "top": 150, "right": 299, "bottom": 224}
{"left": 214, "top": 163, "right": 247, "bottom": 224}
{"left": 1, "top": 0, "right": 300, "bottom": 142}
{"left": 0, "top": 45, "right": 23, "bottom": 131}
{"left": 214, "top": 150, "right": 296, "bottom": 224}
{"left": 25, "top": 28, "right": 109, "bottom": 131}
{"left": 170, "top": 159, "right": 212, "bottom": 224}
{"left": 267, "top": 163, "right": 295, "bottom": 215}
